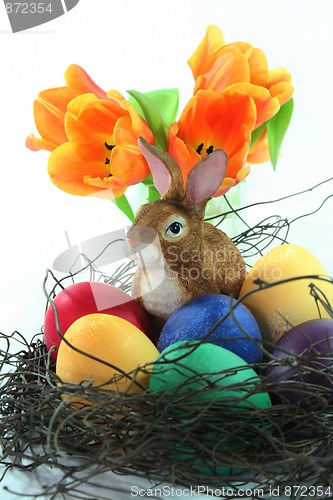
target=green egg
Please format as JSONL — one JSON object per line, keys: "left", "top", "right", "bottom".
{"left": 149, "top": 341, "right": 271, "bottom": 476}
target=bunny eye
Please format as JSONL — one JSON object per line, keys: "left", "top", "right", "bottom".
{"left": 166, "top": 221, "right": 183, "bottom": 237}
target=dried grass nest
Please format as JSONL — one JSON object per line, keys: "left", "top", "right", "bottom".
{"left": 1, "top": 181, "right": 333, "bottom": 499}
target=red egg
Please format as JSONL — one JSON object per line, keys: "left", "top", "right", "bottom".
{"left": 44, "top": 281, "right": 153, "bottom": 361}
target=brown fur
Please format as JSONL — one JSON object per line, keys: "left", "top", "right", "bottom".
{"left": 126, "top": 138, "right": 246, "bottom": 328}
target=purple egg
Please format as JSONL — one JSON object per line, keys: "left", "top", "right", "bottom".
{"left": 265, "top": 319, "right": 333, "bottom": 402}
{"left": 157, "top": 294, "right": 263, "bottom": 364}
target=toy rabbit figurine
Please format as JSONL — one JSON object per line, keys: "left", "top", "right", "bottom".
{"left": 126, "top": 137, "right": 246, "bottom": 329}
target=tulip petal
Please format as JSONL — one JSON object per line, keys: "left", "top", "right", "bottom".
{"left": 113, "top": 115, "right": 137, "bottom": 145}
{"left": 232, "top": 43, "right": 268, "bottom": 86}
{"left": 33, "top": 87, "right": 73, "bottom": 145}
{"left": 64, "top": 64, "right": 108, "bottom": 100}
{"left": 110, "top": 144, "right": 151, "bottom": 186}
{"left": 268, "top": 81, "right": 294, "bottom": 106}
{"left": 195, "top": 49, "right": 250, "bottom": 93}
{"left": 225, "top": 83, "right": 280, "bottom": 127}
{"left": 213, "top": 165, "right": 251, "bottom": 197}
{"left": 188, "top": 25, "right": 226, "bottom": 78}
{"left": 224, "top": 141, "right": 251, "bottom": 178}
{"left": 267, "top": 67, "right": 292, "bottom": 86}
{"left": 248, "top": 130, "right": 270, "bottom": 164}
{"left": 83, "top": 175, "right": 126, "bottom": 199}
{"left": 25, "top": 133, "right": 58, "bottom": 152}
{"left": 205, "top": 92, "right": 256, "bottom": 155}
{"left": 48, "top": 142, "right": 111, "bottom": 196}
{"left": 66, "top": 94, "right": 125, "bottom": 140}
{"left": 168, "top": 122, "right": 200, "bottom": 183}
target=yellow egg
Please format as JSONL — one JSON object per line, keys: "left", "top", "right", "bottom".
{"left": 56, "top": 313, "right": 159, "bottom": 398}
{"left": 239, "top": 244, "right": 333, "bottom": 343}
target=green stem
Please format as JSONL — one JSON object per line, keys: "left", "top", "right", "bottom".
{"left": 112, "top": 194, "right": 135, "bottom": 222}
{"left": 148, "top": 185, "right": 160, "bottom": 203}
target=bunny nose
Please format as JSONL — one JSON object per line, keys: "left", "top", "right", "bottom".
{"left": 127, "top": 238, "right": 140, "bottom": 249}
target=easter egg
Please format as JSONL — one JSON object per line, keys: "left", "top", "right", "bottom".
{"left": 157, "top": 294, "right": 263, "bottom": 364}
{"left": 265, "top": 318, "right": 333, "bottom": 403}
{"left": 239, "top": 244, "right": 333, "bottom": 344}
{"left": 56, "top": 313, "right": 159, "bottom": 398}
{"left": 149, "top": 341, "right": 271, "bottom": 475}
{"left": 44, "top": 281, "right": 153, "bottom": 361}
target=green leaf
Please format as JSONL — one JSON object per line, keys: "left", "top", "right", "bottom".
{"left": 128, "top": 95, "right": 145, "bottom": 120}
{"left": 127, "top": 89, "right": 168, "bottom": 151}
{"left": 112, "top": 194, "right": 135, "bottom": 222}
{"left": 143, "top": 88, "right": 179, "bottom": 128}
{"left": 267, "top": 98, "right": 294, "bottom": 170}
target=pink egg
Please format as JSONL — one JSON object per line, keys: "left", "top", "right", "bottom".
{"left": 44, "top": 281, "right": 153, "bottom": 361}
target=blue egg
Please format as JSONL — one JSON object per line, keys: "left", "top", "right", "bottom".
{"left": 157, "top": 294, "right": 263, "bottom": 364}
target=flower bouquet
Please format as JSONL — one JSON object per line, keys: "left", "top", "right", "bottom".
{"left": 26, "top": 24, "right": 294, "bottom": 221}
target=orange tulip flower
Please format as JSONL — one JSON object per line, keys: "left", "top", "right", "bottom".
{"left": 247, "top": 130, "right": 270, "bottom": 164}
{"left": 267, "top": 67, "right": 294, "bottom": 106}
{"left": 168, "top": 89, "right": 256, "bottom": 196}
{"left": 188, "top": 25, "right": 293, "bottom": 128}
{"left": 26, "top": 64, "right": 108, "bottom": 152}
{"left": 47, "top": 91, "right": 154, "bottom": 198}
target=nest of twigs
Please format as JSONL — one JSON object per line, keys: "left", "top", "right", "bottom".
{"left": 1, "top": 180, "right": 333, "bottom": 499}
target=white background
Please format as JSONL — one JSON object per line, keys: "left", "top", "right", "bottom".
{"left": 0, "top": 0, "right": 333, "bottom": 498}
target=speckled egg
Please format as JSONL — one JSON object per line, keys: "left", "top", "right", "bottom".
{"left": 240, "top": 244, "right": 333, "bottom": 344}
{"left": 157, "top": 294, "right": 263, "bottom": 364}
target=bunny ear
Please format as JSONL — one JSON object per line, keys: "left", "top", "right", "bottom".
{"left": 138, "top": 137, "right": 185, "bottom": 200}
{"left": 186, "top": 149, "right": 228, "bottom": 212}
